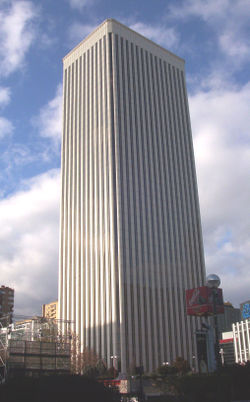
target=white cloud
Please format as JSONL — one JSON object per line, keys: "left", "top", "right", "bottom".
{"left": 190, "top": 81, "right": 250, "bottom": 306}
{"left": 33, "top": 84, "right": 62, "bottom": 145}
{"left": 168, "top": 0, "right": 250, "bottom": 65}
{"left": 0, "top": 86, "right": 11, "bottom": 107}
{"left": 67, "top": 0, "right": 93, "bottom": 10}
{"left": 0, "top": 169, "right": 60, "bottom": 316}
{"left": 0, "top": 1, "right": 38, "bottom": 77}
{"left": 0, "top": 86, "right": 12, "bottom": 140}
{"left": 219, "top": 31, "right": 250, "bottom": 62}
{"left": 129, "top": 21, "right": 179, "bottom": 49}
{"left": 168, "top": 0, "right": 250, "bottom": 22}
{"left": 168, "top": 0, "right": 228, "bottom": 21}
{"left": 0, "top": 142, "right": 57, "bottom": 199}
{"left": 39, "top": 32, "right": 56, "bottom": 49}
{"left": 1, "top": 144, "right": 36, "bottom": 171}
{"left": 68, "top": 22, "right": 98, "bottom": 44}
{"left": 0, "top": 116, "right": 13, "bottom": 139}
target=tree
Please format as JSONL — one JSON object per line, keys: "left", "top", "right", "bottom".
{"left": 106, "top": 366, "right": 118, "bottom": 379}
{"left": 172, "top": 356, "right": 190, "bottom": 375}
{"left": 96, "top": 359, "right": 108, "bottom": 376}
{"left": 75, "top": 347, "right": 108, "bottom": 378}
{"left": 127, "top": 359, "right": 136, "bottom": 376}
{"left": 157, "top": 364, "right": 178, "bottom": 377}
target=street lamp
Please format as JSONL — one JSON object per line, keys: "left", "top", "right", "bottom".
{"left": 110, "top": 355, "right": 118, "bottom": 373}
{"left": 206, "top": 274, "right": 221, "bottom": 370}
{"left": 219, "top": 348, "right": 225, "bottom": 366}
{"left": 206, "top": 274, "right": 220, "bottom": 289}
{"left": 162, "top": 361, "right": 169, "bottom": 366}
{"left": 192, "top": 355, "right": 196, "bottom": 373}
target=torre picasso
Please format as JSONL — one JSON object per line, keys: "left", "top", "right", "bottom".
{"left": 58, "top": 19, "right": 205, "bottom": 373}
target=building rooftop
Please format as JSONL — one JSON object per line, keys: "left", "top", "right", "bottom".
{"left": 63, "top": 18, "right": 184, "bottom": 68}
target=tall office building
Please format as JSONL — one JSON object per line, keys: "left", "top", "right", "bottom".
{"left": 0, "top": 285, "right": 14, "bottom": 326}
{"left": 59, "top": 19, "right": 206, "bottom": 373}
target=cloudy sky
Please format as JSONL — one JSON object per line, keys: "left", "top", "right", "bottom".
{"left": 0, "top": 0, "right": 249, "bottom": 316}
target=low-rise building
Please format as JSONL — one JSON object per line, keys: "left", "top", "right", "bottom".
{"left": 0, "top": 317, "right": 71, "bottom": 380}
{"left": 233, "top": 318, "right": 250, "bottom": 364}
{"left": 217, "top": 302, "right": 241, "bottom": 336}
{"left": 219, "top": 331, "right": 235, "bottom": 366}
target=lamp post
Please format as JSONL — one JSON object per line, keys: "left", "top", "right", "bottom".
{"left": 192, "top": 355, "right": 196, "bottom": 373}
{"left": 162, "top": 361, "right": 169, "bottom": 375}
{"left": 206, "top": 274, "right": 221, "bottom": 370}
{"left": 219, "top": 348, "right": 225, "bottom": 366}
{"left": 110, "top": 355, "right": 118, "bottom": 374}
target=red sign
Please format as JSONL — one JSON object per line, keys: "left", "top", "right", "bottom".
{"left": 99, "top": 379, "right": 121, "bottom": 388}
{"left": 219, "top": 338, "right": 233, "bottom": 344}
{"left": 186, "top": 286, "right": 224, "bottom": 316}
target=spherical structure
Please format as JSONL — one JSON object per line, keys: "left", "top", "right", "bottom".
{"left": 206, "top": 274, "right": 221, "bottom": 288}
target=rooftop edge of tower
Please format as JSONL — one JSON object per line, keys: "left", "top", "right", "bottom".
{"left": 63, "top": 18, "right": 185, "bottom": 69}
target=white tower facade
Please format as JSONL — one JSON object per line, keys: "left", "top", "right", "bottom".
{"left": 59, "top": 19, "right": 206, "bottom": 373}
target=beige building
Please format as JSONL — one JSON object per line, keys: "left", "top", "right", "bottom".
{"left": 42, "top": 301, "right": 58, "bottom": 319}
{"left": 59, "top": 19, "right": 206, "bottom": 373}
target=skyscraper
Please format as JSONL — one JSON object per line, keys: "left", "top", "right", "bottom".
{"left": 58, "top": 19, "right": 206, "bottom": 373}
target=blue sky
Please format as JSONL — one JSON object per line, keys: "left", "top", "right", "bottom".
{"left": 0, "top": 0, "right": 250, "bottom": 316}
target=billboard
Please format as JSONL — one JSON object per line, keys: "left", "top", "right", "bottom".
{"left": 186, "top": 286, "right": 224, "bottom": 316}
{"left": 240, "top": 300, "right": 250, "bottom": 320}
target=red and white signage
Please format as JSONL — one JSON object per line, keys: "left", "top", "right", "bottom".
{"left": 186, "top": 286, "right": 224, "bottom": 316}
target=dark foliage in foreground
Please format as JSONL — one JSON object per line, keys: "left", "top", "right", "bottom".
{"left": 0, "top": 375, "right": 120, "bottom": 402}
{"left": 160, "top": 363, "right": 250, "bottom": 402}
